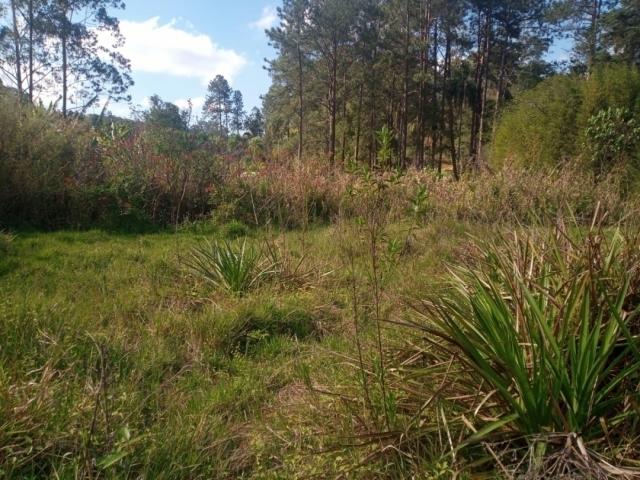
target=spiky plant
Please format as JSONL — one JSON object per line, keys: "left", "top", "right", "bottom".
{"left": 185, "top": 239, "right": 274, "bottom": 295}
{"left": 400, "top": 217, "right": 640, "bottom": 476}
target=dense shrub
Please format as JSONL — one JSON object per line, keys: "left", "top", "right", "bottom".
{"left": 210, "top": 161, "right": 350, "bottom": 228}
{"left": 0, "top": 95, "right": 231, "bottom": 230}
{"left": 213, "top": 160, "right": 639, "bottom": 228}
{"left": 0, "top": 95, "right": 97, "bottom": 229}
{"left": 493, "top": 65, "right": 640, "bottom": 174}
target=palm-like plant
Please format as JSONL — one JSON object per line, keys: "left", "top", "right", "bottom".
{"left": 405, "top": 217, "right": 640, "bottom": 473}
{"left": 185, "top": 239, "right": 274, "bottom": 295}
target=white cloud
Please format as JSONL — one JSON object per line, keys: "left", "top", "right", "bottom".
{"left": 174, "top": 96, "right": 205, "bottom": 112}
{"left": 249, "top": 6, "right": 278, "bottom": 31}
{"left": 105, "top": 17, "right": 247, "bottom": 85}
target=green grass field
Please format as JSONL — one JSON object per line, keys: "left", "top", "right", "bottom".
{"left": 0, "top": 221, "right": 475, "bottom": 479}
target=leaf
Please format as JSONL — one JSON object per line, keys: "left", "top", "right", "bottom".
{"left": 98, "top": 450, "right": 130, "bottom": 470}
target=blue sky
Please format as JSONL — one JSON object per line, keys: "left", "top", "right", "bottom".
{"left": 107, "top": 1, "right": 278, "bottom": 119}
{"left": 108, "top": 1, "right": 572, "bottom": 120}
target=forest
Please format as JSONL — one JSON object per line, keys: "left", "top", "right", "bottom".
{"left": 1, "top": 0, "right": 640, "bottom": 478}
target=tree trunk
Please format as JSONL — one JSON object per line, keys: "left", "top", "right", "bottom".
{"left": 417, "top": 0, "right": 432, "bottom": 168}
{"left": 491, "top": 38, "right": 507, "bottom": 145}
{"left": 297, "top": 37, "right": 304, "bottom": 164}
{"left": 28, "top": 0, "right": 34, "bottom": 102}
{"left": 469, "top": 8, "right": 491, "bottom": 170}
{"left": 400, "top": 0, "right": 410, "bottom": 168}
{"left": 476, "top": 13, "right": 491, "bottom": 168}
{"left": 588, "top": 0, "right": 604, "bottom": 72}
{"left": 341, "top": 70, "right": 348, "bottom": 166}
{"left": 62, "top": 31, "right": 68, "bottom": 117}
{"left": 328, "top": 38, "right": 338, "bottom": 166}
{"left": 444, "top": 32, "right": 459, "bottom": 181}
{"left": 10, "top": 0, "right": 23, "bottom": 96}
{"left": 354, "top": 82, "right": 363, "bottom": 163}
{"left": 430, "top": 18, "right": 439, "bottom": 169}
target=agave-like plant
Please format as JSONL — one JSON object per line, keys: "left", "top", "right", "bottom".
{"left": 402, "top": 217, "right": 640, "bottom": 474}
{"left": 185, "top": 239, "right": 275, "bottom": 295}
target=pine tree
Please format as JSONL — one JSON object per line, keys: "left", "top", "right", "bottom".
{"left": 203, "top": 74, "right": 233, "bottom": 133}
{"left": 44, "top": 0, "right": 133, "bottom": 116}
{"left": 230, "top": 90, "right": 245, "bottom": 134}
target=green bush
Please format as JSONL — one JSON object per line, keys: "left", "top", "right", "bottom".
{"left": 222, "top": 220, "right": 250, "bottom": 239}
{"left": 492, "top": 65, "right": 640, "bottom": 173}
{"left": 585, "top": 107, "right": 640, "bottom": 175}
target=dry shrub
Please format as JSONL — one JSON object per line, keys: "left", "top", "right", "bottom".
{"left": 212, "top": 160, "right": 639, "bottom": 230}
{"left": 211, "top": 160, "right": 350, "bottom": 228}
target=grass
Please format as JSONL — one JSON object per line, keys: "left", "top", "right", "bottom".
{"left": 0, "top": 221, "right": 446, "bottom": 478}
{"left": 1, "top": 208, "right": 638, "bottom": 478}
{"left": 0, "top": 227, "right": 343, "bottom": 478}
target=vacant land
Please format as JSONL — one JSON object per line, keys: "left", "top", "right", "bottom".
{"left": 0, "top": 220, "right": 477, "bottom": 478}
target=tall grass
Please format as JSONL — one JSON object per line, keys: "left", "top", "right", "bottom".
{"left": 0, "top": 231, "right": 14, "bottom": 258}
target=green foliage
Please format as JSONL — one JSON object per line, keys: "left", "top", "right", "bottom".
{"left": 185, "top": 239, "right": 274, "bottom": 295}
{"left": 0, "top": 92, "right": 239, "bottom": 230}
{"left": 144, "top": 94, "right": 190, "bottom": 131}
{"left": 585, "top": 107, "right": 640, "bottom": 174}
{"left": 492, "top": 75, "right": 582, "bottom": 167}
{"left": 376, "top": 126, "right": 395, "bottom": 167}
{"left": 407, "top": 219, "right": 640, "bottom": 472}
{"left": 222, "top": 220, "right": 250, "bottom": 239}
{"left": 492, "top": 65, "right": 640, "bottom": 172}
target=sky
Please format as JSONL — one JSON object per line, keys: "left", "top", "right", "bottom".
{"left": 101, "top": 1, "right": 572, "bottom": 120}
{"left": 106, "top": 0, "right": 279, "bottom": 119}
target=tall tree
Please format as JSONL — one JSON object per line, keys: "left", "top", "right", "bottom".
{"left": 263, "top": 0, "right": 556, "bottom": 174}
{"left": 603, "top": 0, "right": 640, "bottom": 65}
{"left": 0, "top": 0, "right": 54, "bottom": 102}
{"left": 203, "top": 74, "right": 232, "bottom": 133}
{"left": 267, "top": 0, "right": 310, "bottom": 163}
{"left": 45, "top": 0, "right": 133, "bottom": 116}
{"left": 245, "top": 107, "right": 265, "bottom": 137}
{"left": 553, "top": 0, "right": 619, "bottom": 71}
{"left": 144, "top": 94, "right": 190, "bottom": 131}
{"left": 230, "top": 89, "right": 245, "bottom": 134}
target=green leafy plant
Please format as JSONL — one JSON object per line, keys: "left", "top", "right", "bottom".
{"left": 404, "top": 216, "right": 640, "bottom": 475}
{"left": 585, "top": 107, "right": 640, "bottom": 175}
{"left": 185, "top": 239, "right": 275, "bottom": 295}
{"left": 376, "top": 126, "right": 395, "bottom": 167}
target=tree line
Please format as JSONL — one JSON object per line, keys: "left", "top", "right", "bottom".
{"left": 0, "top": 0, "right": 265, "bottom": 136}
{"left": 0, "top": 0, "right": 132, "bottom": 116}
{"left": 264, "top": 0, "right": 640, "bottom": 176}
{"left": 2, "top": 0, "right": 639, "bottom": 172}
